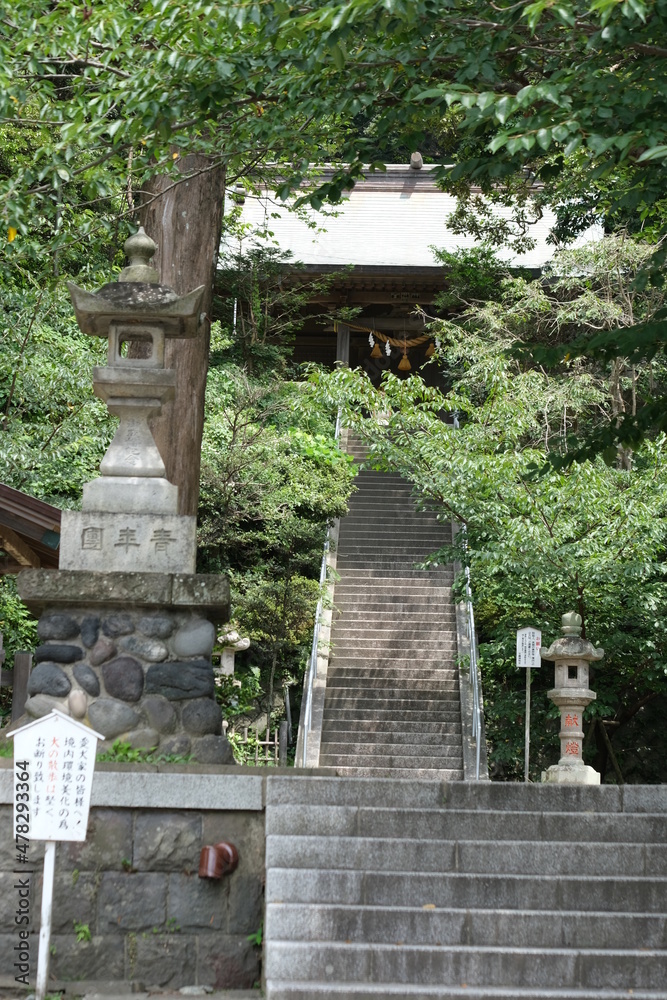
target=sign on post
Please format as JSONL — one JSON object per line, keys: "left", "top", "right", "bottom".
{"left": 11, "top": 710, "right": 102, "bottom": 1000}
{"left": 516, "top": 628, "right": 542, "bottom": 783}
{"left": 516, "top": 627, "right": 542, "bottom": 669}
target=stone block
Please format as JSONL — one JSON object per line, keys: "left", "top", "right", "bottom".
{"left": 89, "top": 698, "right": 140, "bottom": 738}
{"left": 172, "top": 574, "right": 230, "bottom": 620}
{"left": 25, "top": 692, "right": 65, "bottom": 718}
{"left": 103, "top": 656, "right": 144, "bottom": 702}
{"left": 18, "top": 568, "right": 173, "bottom": 612}
{"left": 35, "top": 643, "right": 83, "bottom": 663}
{"left": 172, "top": 619, "right": 216, "bottom": 658}
{"left": 132, "top": 932, "right": 196, "bottom": 988}
{"left": 98, "top": 871, "right": 167, "bottom": 930}
{"left": 138, "top": 613, "right": 176, "bottom": 638}
{"left": 28, "top": 661, "right": 72, "bottom": 697}
{"left": 89, "top": 635, "right": 117, "bottom": 666}
{"left": 50, "top": 871, "right": 98, "bottom": 933}
{"left": 120, "top": 634, "right": 168, "bottom": 661}
{"left": 81, "top": 614, "right": 101, "bottom": 647}
{"left": 37, "top": 611, "right": 79, "bottom": 640}
{"left": 145, "top": 661, "right": 215, "bottom": 700}
{"left": 60, "top": 510, "right": 196, "bottom": 574}
{"left": 102, "top": 613, "right": 135, "bottom": 638}
{"left": 167, "top": 872, "right": 228, "bottom": 931}
{"left": 227, "top": 875, "right": 264, "bottom": 935}
{"left": 192, "top": 735, "right": 235, "bottom": 765}
{"left": 57, "top": 808, "right": 133, "bottom": 872}
{"left": 196, "top": 933, "right": 260, "bottom": 990}
{"left": 83, "top": 474, "right": 178, "bottom": 515}
{"left": 141, "top": 695, "right": 177, "bottom": 734}
{"left": 125, "top": 727, "right": 159, "bottom": 751}
{"left": 133, "top": 811, "right": 201, "bottom": 873}
{"left": 50, "top": 934, "right": 125, "bottom": 981}
{"left": 182, "top": 698, "right": 222, "bottom": 736}
{"left": 74, "top": 662, "right": 101, "bottom": 696}
{"left": 159, "top": 735, "right": 192, "bottom": 756}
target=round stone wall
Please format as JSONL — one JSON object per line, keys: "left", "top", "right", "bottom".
{"left": 25, "top": 606, "right": 234, "bottom": 764}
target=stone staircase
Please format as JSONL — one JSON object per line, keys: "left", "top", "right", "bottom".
{"left": 264, "top": 775, "right": 667, "bottom": 999}
{"left": 319, "top": 436, "right": 463, "bottom": 778}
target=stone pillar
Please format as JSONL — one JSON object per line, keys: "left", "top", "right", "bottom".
{"left": 540, "top": 611, "right": 603, "bottom": 785}
{"left": 14, "top": 230, "right": 234, "bottom": 764}
{"left": 217, "top": 629, "right": 251, "bottom": 677}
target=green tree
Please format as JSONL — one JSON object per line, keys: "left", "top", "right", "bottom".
{"left": 309, "top": 239, "right": 667, "bottom": 781}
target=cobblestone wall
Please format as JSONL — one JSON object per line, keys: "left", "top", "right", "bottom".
{"left": 0, "top": 773, "right": 264, "bottom": 989}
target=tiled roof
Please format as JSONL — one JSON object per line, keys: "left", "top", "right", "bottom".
{"left": 224, "top": 165, "right": 602, "bottom": 269}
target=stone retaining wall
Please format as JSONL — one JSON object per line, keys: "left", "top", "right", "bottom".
{"left": 0, "top": 765, "right": 265, "bottom": 990}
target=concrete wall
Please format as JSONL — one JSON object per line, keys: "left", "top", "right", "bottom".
{"left": 0, "top": 763, "right": 266, "bottom": 990}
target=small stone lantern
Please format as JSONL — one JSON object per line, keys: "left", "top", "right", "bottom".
{"left": 540, "top": 611, "right": 603, "bottom": 785}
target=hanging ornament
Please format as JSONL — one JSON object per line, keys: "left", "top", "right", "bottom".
{"left": 425, "top": 340, "right": 435, "bottom": 357}
{"left": 385, "top": 340, "right": 392, "bottom": 357}
{"left": 398, "top": 347, "right": 412, "bottom": 371}
{"left": 369, "top": 332, "right": 382, "bottom": 358}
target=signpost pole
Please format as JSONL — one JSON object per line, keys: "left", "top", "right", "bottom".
{"left": 525, "top": 667, "right": 531, "bottom": 783}
{"left": 35, "top": 840, "right": 56, "bottom": 1000}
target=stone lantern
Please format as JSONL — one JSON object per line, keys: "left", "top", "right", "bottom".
{"left": 540, "top": 611, "right": 603, "bottom": 785}
{"left": 60, "top": 227, "right": 205, "bottom": 572}
{"left": 14, "top": 229, "right": 234, "bottom": 764}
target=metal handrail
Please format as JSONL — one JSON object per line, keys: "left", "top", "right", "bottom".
{"left": 299, "top": 409, "right": 342, "bottom": 767}
{"left": 453, "top": 411, "right": 483, "bottom": 779}
{"left": 464, "top": 564, "right": 483, "bottom": 781}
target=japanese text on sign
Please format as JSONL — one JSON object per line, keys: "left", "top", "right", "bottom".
{"left": 12, "top": 711, "right": 101, "bottom": 842}
{"left": 516, "top": 627, "right": 542, "bottom": 669}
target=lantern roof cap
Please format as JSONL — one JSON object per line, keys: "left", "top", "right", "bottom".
{"left": 540, "top": 610, "right": 604, "bottom": 662}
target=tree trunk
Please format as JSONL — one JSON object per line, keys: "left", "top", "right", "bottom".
{"left": 140, "top": 155, "right": 225, "bottom": 516}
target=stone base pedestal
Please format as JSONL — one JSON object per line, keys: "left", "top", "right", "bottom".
{"left": 541, "top": 761, "right": 601, "bottom": 785}
{"left": 15, "top": 569, "right": 233, "bottom": 765}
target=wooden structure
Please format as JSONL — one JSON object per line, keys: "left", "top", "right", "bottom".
{"left": 0, "top": 483, "right": 61, "bottom": 574}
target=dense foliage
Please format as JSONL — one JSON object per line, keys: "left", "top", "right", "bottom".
{"left": 310, "top": 238, "right": 667, "bottom": 782}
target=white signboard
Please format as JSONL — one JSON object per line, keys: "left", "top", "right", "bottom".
{"left": 12, "top": 709, "right": 102, "bottom": 842}
{"left": 516, "top": 627, "right": 542, "bottom": 669}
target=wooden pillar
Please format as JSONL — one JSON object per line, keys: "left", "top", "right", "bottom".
{"left": 336, "top": 323, "right": 350, "bottom": 366}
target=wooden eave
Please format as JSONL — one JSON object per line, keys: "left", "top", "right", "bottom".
{"left": 0, "top": 483, "right": 61, "bottom": 574}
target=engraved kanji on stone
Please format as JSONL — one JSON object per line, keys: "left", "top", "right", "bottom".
{"left": 151, "top": 528, "right": 174, "bottom": 551}
{"left": 564, "top": 741, "right": 580, "bottom": 756}
{"left": 565, "top": 713, "right": 579, "bottom": 728}
{"left": 81, "top": 526, "right": 103, "bottom": 550}
{"left": 115, "top": 527, "right": 140, "bottom": 551}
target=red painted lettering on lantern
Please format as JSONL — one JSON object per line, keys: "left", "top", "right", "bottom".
{"left": 565, "top": 741, "right": 579, "bottom": 756}
{"left": 565, "top": 714, "right": 579, "bottom": 728}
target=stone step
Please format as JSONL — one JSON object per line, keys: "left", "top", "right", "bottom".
{"left": 333, "top": 766, "right": 464, "bottom": 779}
{"left": 320, "top": 753, "right": 463, "bottom": 769}
{"left": 325, "top": 677, "right": 459, "bottom": 692}
{"left": 318, "top": 742, "right": 462, "bottom": 759}
{"left": 266, "top": 867, "right": 667, "bottom": 913}
{"left": 319, "top": 732, "right": 463, "bottom": 748}
{"left": 266, "top": 902, "right": 667, "bottom": 950}
{"left": 265, "top": 805, "right": 667, "bottom": 844}
{"left": 267, "top": 983, "right": 667, "bottom": 1000}
{"left": 327, "top": 666, "right": 459, "bottom": 678}
{"left": 323, "top": 697, "right": 461, "bottom": 712}
{"left": 331, "top": 640, "right": 458, "bottom": 652}
{"left": 333, "top": 630, "right": 457, "bottom": 641}
{"left": 334, "top": 604, "right": 456, "bottom": 616}
{"left": 266, "top": 834, "right": 667, "bottom": 877}
{"left": 265, "top": 940, "right": 667, "bottom": 989}
{"left": 265, "top": 777, "right": 667, "bottom": 813}
{"left": 333, "top": 603, "right": 455, "bottom": 615}
{"left": 322, "top": 710, "right": 462, "bottom": 724}
{"left": 329, "top": 657, "right": 457, "bottom": 669}
{"left": 321, "top": 725, "right": 463, "bottom": 741}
